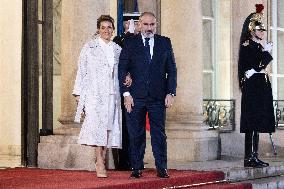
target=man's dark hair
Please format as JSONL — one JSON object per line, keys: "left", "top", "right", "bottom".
{"left": 97, "top": 15, "right": 115, "bottom": 30}
{"left": 139, "top": 12, "right": 156, "bottom": 21}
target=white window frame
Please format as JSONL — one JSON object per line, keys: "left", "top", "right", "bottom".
{"left": 202, "top": 0, "right": 217, "bottom": 98}
{"left": 270, "top": 0, "right": 284, "bottom": 100}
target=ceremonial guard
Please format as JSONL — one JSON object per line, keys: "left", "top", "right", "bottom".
{"left": 238, "top": 4, "right": 275, "bottom": 168}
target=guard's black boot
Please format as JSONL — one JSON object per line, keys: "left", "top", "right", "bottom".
{"left": 251, "top": 152, "right": 269, "bottom": 167}
{"left": 244, "top": 155, "right": 265, "bottom": 168}
{"left": 244, "top": 132, "right": 253, "bottom": 167}
{"left": 244, "top": 132, "right": 264, "bottom": 168}
{"left": 252, "top": 132, "right": 269, "bottom": 167}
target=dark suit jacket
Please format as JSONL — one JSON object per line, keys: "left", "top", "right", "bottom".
{"left": 118, "top": 33, "right": 177, "bottom": 100}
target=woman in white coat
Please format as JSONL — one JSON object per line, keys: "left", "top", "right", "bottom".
{"left": 72, "top": 15, "right": 130, "bottom": 178}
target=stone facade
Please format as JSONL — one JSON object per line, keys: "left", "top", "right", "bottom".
{"left": 1, "top": 0, "right": 284, "bottom": 170}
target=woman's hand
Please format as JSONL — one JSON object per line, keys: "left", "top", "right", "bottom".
{"left": 75, "top": 95, "right": 80, "bottom": 103}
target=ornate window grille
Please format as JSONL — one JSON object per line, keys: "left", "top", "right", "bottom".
{"left": 203, "top": 99, "right": 284, "bottom": 131}
{"left": 274, "top": 100, "right": 284, "bottom": 128}
{"left": 203, "top": 99, "right": 235, "bottom": 132}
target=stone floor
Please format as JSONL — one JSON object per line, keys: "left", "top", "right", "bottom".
{"left": 167, "top": 155, "right": 283, "bottom": 171}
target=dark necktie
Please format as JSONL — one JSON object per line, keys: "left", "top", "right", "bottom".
{"left": 145, "top": 38, "right": 151, "bottom": 63}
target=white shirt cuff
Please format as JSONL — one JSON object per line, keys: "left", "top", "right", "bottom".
{"left": 123, "top": 92, "right": 130, "bottom": 97}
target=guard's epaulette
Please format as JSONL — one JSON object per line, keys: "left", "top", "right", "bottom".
{"left": 242, "top": 40, "right": 249, "bottom": 46}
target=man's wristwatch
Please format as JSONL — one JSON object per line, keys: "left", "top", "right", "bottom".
{"left": 169, "top": 93, "right": 175, "bottom": 97}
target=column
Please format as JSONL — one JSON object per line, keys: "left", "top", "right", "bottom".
{"left": 162, "top": 0, "right": 203, "bottom": 121}
{"left": 0, "top": 0, "right": 22, "bottom": 161}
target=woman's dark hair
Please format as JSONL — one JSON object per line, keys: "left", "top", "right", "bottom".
{"left": 97, "top": 15, "right": 115, "bottom": 30}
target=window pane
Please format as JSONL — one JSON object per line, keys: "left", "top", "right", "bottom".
{"left": 278, "top": 0, "right": 284, "bottom": 28}
{"left": 38, "top": 24, "right": 42, "bottom": 75}
{"left": 203, "top": 20, "right": 213, "bottom": 70}
{"left": 203, "top": 73, "right": 213, "bottom": 98}
{"left": 38, "top": 0, "right": 42, "bottom": 21}
{"left": 202, "top": 0, "right": 213, "bottom": 17}
{"left": 278, "top": 78, "right": 284, "bottom": 99}
{"left": 278, "top": 31, "right": 284, "bottom": 74}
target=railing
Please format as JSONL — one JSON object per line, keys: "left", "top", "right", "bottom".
{"left": 274, "top": 100, "right": 284, "bottom": 128}
{"left": 203, "top": 99, "right": 236, "bottom": 132}
{"left": 203, "top": 99, "right": 284, "bottom": 131}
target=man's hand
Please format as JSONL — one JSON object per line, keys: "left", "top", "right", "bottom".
{"left": 123, "top": 73, "right": 132, "bottom": 87}
{"left": 124, "top": 95, "right": 134, "bottom": 113}
{"left": 165, "top": 94, "right": 174, "bottom": 108}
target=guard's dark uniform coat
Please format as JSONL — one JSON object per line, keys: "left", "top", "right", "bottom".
{"left": 239, "top": 39, "right": 275, "bottom": 133}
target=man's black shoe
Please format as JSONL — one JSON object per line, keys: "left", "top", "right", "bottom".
{"left": 130, "top": 170, "right": 142, "bottom": 178}
{"left": 157, "top": 169, "right": 169, "bottom": 178}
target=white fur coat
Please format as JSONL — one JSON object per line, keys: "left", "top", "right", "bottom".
{"left": 73, "top": 37, "right": 122, "bottom": 148}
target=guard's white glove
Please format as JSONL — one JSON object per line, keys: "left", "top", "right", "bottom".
{"left": 127, "top": 19, "right": 135, "bottom": 34}
{"left": 263, "top": 42, "right": 272, "bottom": 53}
{"left": 245, "top": 68, "right": 256, "bottom": 79}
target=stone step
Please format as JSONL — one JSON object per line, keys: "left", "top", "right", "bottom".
{"left": 239, "top": 175, "right": 284, "bottom": 189}
{"left": 40, "top": 135, "right": 78, "bottom": 144}
{"left": 38, "top": 135, "right": 115, "bottom": 171}
{"left": 224, "top": 165, "right": 284, "bottom": 182}
{"left": 153, "top": 156, "right": 284, "bottom": 184}
{"left": 52, "top": 124, "right": 81, "bottom": 135}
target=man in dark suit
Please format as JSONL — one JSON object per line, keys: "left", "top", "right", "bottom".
{"left": 118, "top": 12, "right": 177, "bottom": 179}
